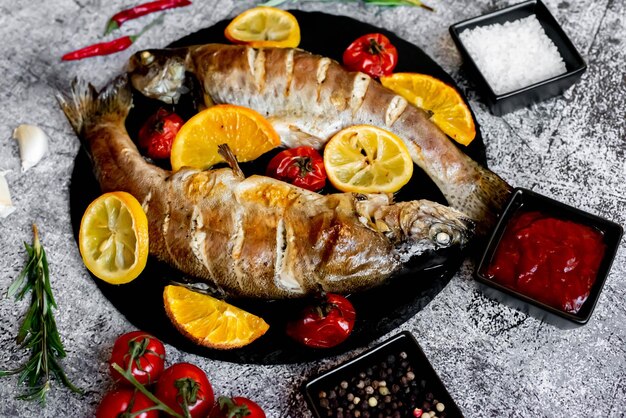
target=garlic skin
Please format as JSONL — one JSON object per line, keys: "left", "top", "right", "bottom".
{"left": 13, "top": 124, "right": 49, "bottom": 172}
{"left": 0, "top": 171, "right": 15, "bottom": 218}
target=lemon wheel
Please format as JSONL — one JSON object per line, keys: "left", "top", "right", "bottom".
{"left": 380, "top": 73, "right": 476, "bottom": 146}
{"left": 224, "top": 7, "right": 300, "bottom": 48}
{"left": 163, "top": 285, "right": 270, "bottom": 349}
{"left": 324, "top": 125, "right": 414, "bottom": 194}
{"left": 78, "top": 191, "right": 149, "bottom": 285}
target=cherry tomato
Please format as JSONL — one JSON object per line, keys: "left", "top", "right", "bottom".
{"left": 266, "top": 146, "right": 326, "bottom": 192}
{"left": 96, "top": 388, "right": 158, "bottom": 418}
{"left": 209, "top": 396, "right": 266, "bottom": 418}
{"left": 286, "top": 293, "right": 356, "bottom": 348}
{"left": 342, "top": 33, "right": 398, "bottom": 78}
{"left": 138, "top": 108, "right": 184, "bottom": 160}
{"left": 109, "top": 331, "right": 166, "bottom": 386}
{"left": 155, "top": 362, "right": 214, "bottom": 418}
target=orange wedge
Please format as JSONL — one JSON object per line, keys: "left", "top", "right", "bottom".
{"left": 324, "top": 125, "right": 413, "bottom": 194}
{"left": 380, "top": 73, "right": 476, "bottom": 146}
{"left": 79, "top": 192, "right": 149, "bottom": 285}
{"left": 170, "top": 104, "right": 281, "bottom": 172}
{"left": 163, "top": 285, "right": 270, "bottom": 349}
{"left": 224, "top": 7, "right": 300, "bottom": 48}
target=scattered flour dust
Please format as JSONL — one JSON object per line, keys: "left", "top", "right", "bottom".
{"left": 459, "top": 16, "right": 567, "bottom": 95}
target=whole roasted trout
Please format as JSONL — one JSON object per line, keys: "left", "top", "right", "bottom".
{"left": 58, "top": 77, "right": 473, "bottom": 298}
{"left": 128, "top": 44, "right": 512, "bottom": 232}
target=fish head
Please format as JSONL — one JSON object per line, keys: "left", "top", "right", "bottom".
{"left": 358, "top": 197, "right": 474, "bottom": 258}
{"left": 397, "top": 200, "right": 474, "bottom": 251}
{"left": 128, "top": 49, "right": 188, "bottom": 104}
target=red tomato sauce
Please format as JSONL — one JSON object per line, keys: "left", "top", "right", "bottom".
{"left": 484, "top": 210, "right": 606, "bottom": 314}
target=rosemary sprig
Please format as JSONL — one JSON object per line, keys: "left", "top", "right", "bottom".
{"left": 0, "top": 224, "right": 82, "bottom": 403}
{"left": 260, "top": 0, "right": 434, "bottom": 12}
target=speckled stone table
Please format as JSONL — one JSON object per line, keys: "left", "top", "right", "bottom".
{"left": 0, "top": 0, "right": 624, "bottom": 416}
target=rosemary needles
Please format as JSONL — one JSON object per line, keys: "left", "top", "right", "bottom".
{"left": 0, "top": 224, "right": 82, "bottom": 403}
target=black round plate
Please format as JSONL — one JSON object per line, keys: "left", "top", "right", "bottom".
{"left": 70, "top": 11, "right": 486, "bottom": 364}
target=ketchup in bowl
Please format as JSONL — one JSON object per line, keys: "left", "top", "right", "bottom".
{"left": 483, "top": 210, "right": 606, "bottom": 314}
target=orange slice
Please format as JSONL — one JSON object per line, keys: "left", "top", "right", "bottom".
{"left": 324, "top": 125, "right": 413, "bottom": 194}
{"left": 170, "top": 104, "right": 281, "bottom": 172}
{"left": 224, "top": 7, "right": 300, "bottom": 48}
{"left": 380, "top": 73, "right": 476, "bottom": 146}
{"left": 163, "top": 285, "right": 270, "bottom": 349}
{"left": 79, "top": 192, "right": 149, "bottom": 285}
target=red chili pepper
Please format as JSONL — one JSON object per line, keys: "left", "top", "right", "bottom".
{"left": 104, "top": 0, "right": 192, "bottom": 35}
{"left": 342, "top": 33, "right": 398, "bottom": 78}
{"left": 62, "top": 16, "right": 163, "bottom": 61}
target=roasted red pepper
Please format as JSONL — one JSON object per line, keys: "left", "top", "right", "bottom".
{"left": 286, "top": 293, "right": 356, "bottom": 349}
{"left": 342, "top": 33, "right": 398, "bottom": 78}
{"left": 266, "top": 146, "right": 327, "bottom": 192}
{"left": 105, "top": 0, "right": 192, "bottom": 35}
{"left": 62, "top": 16, "right": 163, "bottom": 61}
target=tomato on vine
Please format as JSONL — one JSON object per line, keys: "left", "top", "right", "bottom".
{"left": 154, "top": 363, "right": 214, "bottom": 418}
{"left": 96, "top": 388, "right": 158, "bottom": 418}
{"left": 209, "top": 396, "right": 266, "bottom": 418}
{"left": 109, "top": 331, "right": 166, "bottom": 386}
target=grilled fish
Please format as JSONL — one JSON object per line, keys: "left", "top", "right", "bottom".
{"left": 58, "top": 76, "right": 473, "bottom": 298}
{"left": 128, "top": 44, "right": 512, "bottom": 233}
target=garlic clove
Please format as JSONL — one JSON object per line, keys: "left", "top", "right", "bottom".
{"left": 13, "top": 124, "right": 49, "bottom": 172}
{"left": 0, "top": 171, "right": 16, "bottom": 218}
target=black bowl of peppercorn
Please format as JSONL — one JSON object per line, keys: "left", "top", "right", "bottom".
{"left": 304, "top": 332, "right": 464, "bottom": 418}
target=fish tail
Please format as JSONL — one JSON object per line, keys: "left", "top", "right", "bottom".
{"left": 56, "top": 75, "right": 132, "bottom": 138}
{"left": 471, "top": 162, "right": 513, "bottom": 234}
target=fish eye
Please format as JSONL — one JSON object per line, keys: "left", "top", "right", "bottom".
{"left": 140, "top": 51, "right": 154, "bottom": 66}
{"left": 435, "top": 231, "right": 451, "bottom": 246}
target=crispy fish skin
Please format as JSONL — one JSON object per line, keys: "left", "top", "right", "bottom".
{"left": 130, "top": 44, "right": 512, "bottom": 234}
{"left": 57, "top": 77, "right": 473, "bottom": 298}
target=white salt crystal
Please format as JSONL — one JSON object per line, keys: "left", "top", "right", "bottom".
{"left": 459, "top": 16, "right": 567, "bottom": 95}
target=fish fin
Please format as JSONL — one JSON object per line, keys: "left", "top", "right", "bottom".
{"left": 56, "top": 75, "right": 132, "bottom": 138}
{"left": 217, "top": 144, "right": 245, "bottom": 179}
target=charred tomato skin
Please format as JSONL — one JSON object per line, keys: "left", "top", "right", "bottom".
{"left": 155, "top": 362, "right": 214, "bottom": 418}
{"left": 342, "top": 33, "right": 398, "bottom": 78}
{"left": 138, "top": 108, "right": 184, "bottom": 160}
{"left": 266, "top": 146, "right": 326, "bottom": 192}
{"left": 286, "top": 293, "right": 356, "bottom": 348}
{"left": 209, "top": 396, "right": 266, "bottom": 418}
{"left": 109, "top": 331, "right": 166, "bottom": 386}
{"left": 96, "top": 388, "right": 159, "bottom": 418}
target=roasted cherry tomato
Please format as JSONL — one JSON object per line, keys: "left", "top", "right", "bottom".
{"left": 266, "top": 146, "right": 326, "bottom": 192}
{"left": 155, "top": 362, "right": 214, "bottom": 418}
{"left": 96, "top": 388, "right": 158, "bottom": 418}
{"left": 286, "top": 293, "right": 356, "bottom": 348}
{"left": 109, "top": 331, "right": 166, "bottom": 386}
{"left": 209, "top": 396, "right": 266, "bottom": 418}
{"left": 138, "top": 108, "right": 184, "bottom": 160}
{"left": 342, "top": 33, "right": 398, "bottom": 78}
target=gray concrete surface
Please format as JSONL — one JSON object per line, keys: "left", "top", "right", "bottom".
{"left": 0, "top": 0, "right": 625, "bottom": 416}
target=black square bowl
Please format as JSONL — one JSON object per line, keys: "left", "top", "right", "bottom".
{"left": 475, "top": 188, "right": 623, "bottom": 328}
{"left": 449, "top": 0, "right": 586, "bottom": 115}
{"left": 304, "top": 331, "right": 464, "bottom": 417}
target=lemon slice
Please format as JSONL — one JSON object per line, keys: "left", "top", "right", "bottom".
{"left": 324, "top": 125, "right": 414, "bottom": 194}
{"left": 224, "top": 7, "right": 300, "bottom": 48}
{"left": 380, "top": 73, "right": 476, "bottom": 146}
{"left": 170, "top": 104, "right": 281, "bottom": 172}
{"left": 164, "top": 285, "right": 270, "bottom": 349}
{"left": 79, "top": 192, "right": 149, "bottom": 284}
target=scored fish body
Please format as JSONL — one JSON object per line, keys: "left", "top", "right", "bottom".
{"left": 129, "top": 44, "right": 512, "bottom": 234}
{"left": 58, "top": 77, "right": 473, "bottom": 298}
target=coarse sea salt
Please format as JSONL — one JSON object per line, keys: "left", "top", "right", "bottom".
{"left": 459, "top": 16, "right": 567, "bottom": 95}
